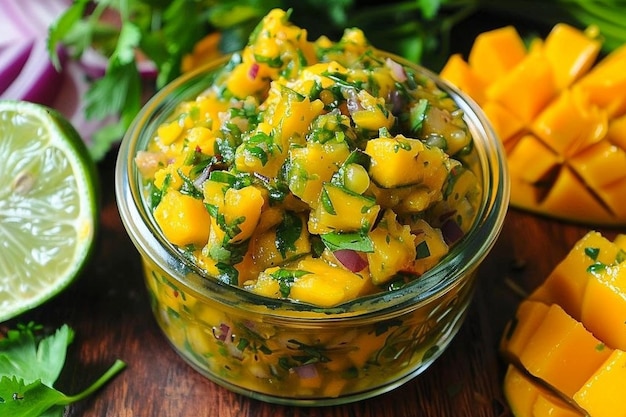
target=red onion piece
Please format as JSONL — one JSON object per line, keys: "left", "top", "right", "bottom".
{"left": 1, "top": 0, "right": 70, "bottom": 44}
{"left": 0, "top": 41, "right": 33, "bottom": 92}
{"left": 212, "top": 323, "right": 232, "bottom": 342}
{"left": 334, "top": 249, "right": 368, "bottom": 272}
{"left": 385, "top": 58, "right": 407, "bottom": 82}
{"left": 293, "top": 363, "right": 319, "bottom": 379}
{"left": 441, "top": 218, "right": 464, "bottom": 245}
{"left": 1, "top": 38, "right": 65, "bottom": 105}
{"left": 50, "top": 60, "right": 118, "bottom": 146}
{"left": 248, "top": 63, "right": 259, "bottom": 80}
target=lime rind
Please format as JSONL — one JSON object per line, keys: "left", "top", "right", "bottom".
{"left": 0, "top": 100, "right": 99, "bottom": 322}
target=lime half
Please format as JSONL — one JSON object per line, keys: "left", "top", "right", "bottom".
{"left": 0, "top": 100, "right": 99, "bottom": 322}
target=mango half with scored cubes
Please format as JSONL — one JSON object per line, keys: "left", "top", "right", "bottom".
{"left": 441, "top": 23, "right": 626, "bottom": 226}
{"left": 500, "top": 231, "right": 626, "bottom": 416}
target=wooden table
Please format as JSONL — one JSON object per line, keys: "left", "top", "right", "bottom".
{"left": 4, "top": 141, "right": 622, "bottom": 417}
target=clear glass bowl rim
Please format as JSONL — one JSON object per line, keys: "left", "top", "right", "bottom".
{"left": 115, "top": 51, "right": 510, "bottom": 321}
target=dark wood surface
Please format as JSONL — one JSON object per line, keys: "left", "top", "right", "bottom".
{"left": 4, "top": 142, "right": 622, "bottom": 417}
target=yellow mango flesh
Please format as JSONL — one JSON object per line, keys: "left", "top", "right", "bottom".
{"left": 440, "top": 23, "right": 626, "bottom": 225}
{"left": 153, "top": 189, "right": 211, "bottom": 247}
{"left": 500, "top": 300, "right": 550, "bottom": 363}
{"left": 503, "top": 232, "right": 626, "bottom": 416}
{"left": 573, "top": 350, "right": 626, "bottom": 417}
{"left": 503, "top": 365, "right": 584, "bottom": 417}
{"left": 517, "top": 303, "right": 612, "bottom": 397}
{"left": 486, "top": 51, "right": 557, "bottom": 125}
{"left": 530, "top": 231, "right": 621, "bottom": 321}
{"left": 307, "top": 184, "right": 380, "bottom": 234}
{"left": 366, "top": 210, "right": 416, "bottom": 285}
{"left": 287, "top": 142, "right": 350, "bottom": 206}
{"left": 468, "top": 26, "right": 527, "bottom": 85}
{"left": 543, "top": 23, "right": 601, "bottom": 90}
{"left": 581, "top": 262, "right": 626, "bottom": 351}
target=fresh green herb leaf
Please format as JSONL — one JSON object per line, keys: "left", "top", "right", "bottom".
{"left": 416, "top": 240, "right": 431, "bottom": 259}
{"left": 275, "top": 212, "right": 303, "bottom": 258}
{"left": 0, "top": 323, "right": 125, "bottom": 417}
{"left": 320, "top": 187, "right": 336, "bottom": 215}
{"left": 321, "top": 232, "right": 374, "bottom": 252}
{"left": 585, "top": 246, "right": 600, "bottom": 261}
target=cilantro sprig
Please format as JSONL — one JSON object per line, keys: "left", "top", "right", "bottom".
{"left": 0, "top": 322, "right": 126, "bottom": 417}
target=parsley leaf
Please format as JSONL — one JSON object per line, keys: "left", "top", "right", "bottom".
{"left": 0, "top": 323, "right": 126, "bottom": 416}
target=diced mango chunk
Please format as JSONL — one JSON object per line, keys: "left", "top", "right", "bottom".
{"left": 153, "top": 189, "right": 211, "bottom": 247}
{"left": 539, "top": 167, "right": 611, "bottom": 224}
{"left": 581, "top": 261, "right": 626, "bottom": 351}
{"left": 569, "top": 140, "right": 626, "bottom": 189}
{"left": 480, "top": 101, "right": 525, "bottom": 143}
{"left": 500, "top": 300, "right": 550, "bottom": 363}
{"left": 507, "top": 134, "right": 560, "bottom": 185}
{"left": 439, "top": 54, "right": 488, "bottom": 105}
{"left": 468, "top": 26, "right": 527, "bottom": 85}
{"left": 531, "top": 88, "right": 608, "bottom": 157}
{"left": 543, "top": 23, "right": 601, "bottom": 90}
{"left": 486, "top": 51, "right": 557, "bottom": 124}
{"left": 575, "top": 44, "right": 626, "bottom": 118}
{"left": 573, "top": 350, "right": 626, "bottom": 417}
{"left": 530, "top": 231, "right": 622, "bottom": 320}
{"left": 518, "top": 303, "right": 612, "bottom": 397}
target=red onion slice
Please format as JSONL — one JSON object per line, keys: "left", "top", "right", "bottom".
{"left": 0, "top": 41, "right": 34, "bottom": 92}
{"left": 334, "top": 249, "right": 369, "bottom": 272}
{"left": 1, "top": 38, "right": 65, "bottom": 105}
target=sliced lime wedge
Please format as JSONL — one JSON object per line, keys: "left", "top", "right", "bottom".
{"left": 0, "top": 100, "right": 99, "bottom": 322}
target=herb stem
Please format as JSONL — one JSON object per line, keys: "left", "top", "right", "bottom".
{"left": 61, "top": 360, "right": 127, "bottom": 405}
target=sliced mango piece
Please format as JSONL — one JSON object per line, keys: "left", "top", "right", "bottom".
{"left": 439, "top": 53, "right": 487, "bottom": 105}
{"left": 573, "top": 350, "right": 626, "bottom": 417}
{"left": 597, "top": 177, "right": 626, "bottom": 219}
{"left": 468, "top": 26, "right": 527, "bottom": 85}
{"left": 503, "top": 365, "right": 540, "bottom": 417}
{"left": 503, "top": 365, "right": 585, "bottom": 417}
{"left": 543, "top": 23, "right": 601, "bottom": 90}
{"left": 575, "top": 44, "right": 626, "bottom": 118}
{"left": 539, "top": 167, "right": 611, "bottom": 224}
{"left": 506, "top": 134, "right": 560, "bottom": 185}
{"left": 440, "top": 24, "right": 626, "bottom": 226}
{"left": 581, "top": 261, "right": 626, "bottom": 351}
{"left": 480, "top": 101, "right": 525, "bottom": 144}
{"left": 569, "top": 140, "right": 626, "bottom": 189}
{"left": 531, "top": 88, "right": 608, "bottom": 157}
{"left": 500, "top": 300, "right": 550, "bottom": 362}
{"left": 486, "top": 50, "right": 557, "bottom": 124}
{"left": 530, "top": 231, "right": 621, "bottom": 320}
{"left": 518, "top": 303, "right": 612, "bottom": 397}
{"left": 533, "top": 393, "right": 583, "bottom": 417}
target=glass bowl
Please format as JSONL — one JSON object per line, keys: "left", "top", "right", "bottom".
{"left": 115, "top": 53, "right": 509, "bottom": 406}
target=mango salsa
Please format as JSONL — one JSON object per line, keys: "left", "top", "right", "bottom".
{"left": 501, "top": 231, "right": 626, "bottom": 416}
{"left": 138, "top": 8, "right": 481, "bottom": 307}
{"left": 441, "top": 23, "right": 626, "bottom": 225}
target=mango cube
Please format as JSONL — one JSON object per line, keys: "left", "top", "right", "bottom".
{"left": 518, "top": 303, "right": 612, "bottom": 397}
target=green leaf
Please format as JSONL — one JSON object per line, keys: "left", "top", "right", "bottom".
{"left": 0, "top": 323, "right": 126, "bottom": 417}
{"left": 46, "top": 0, "right": 90, "bottom": 69}
{"left": 0, "top": 376, "right": 66, "bottom": 417}
{"left": 275, "top": 211, "right": 302, "bottom": 258}
{"left": 321, "top": 232, "right": 374, "bottom": 252}
{"left": 0, "top": 324, "right": 73, "bottom": 387}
